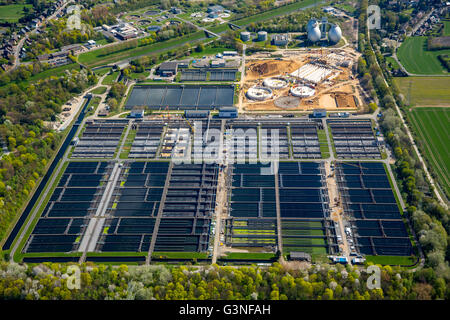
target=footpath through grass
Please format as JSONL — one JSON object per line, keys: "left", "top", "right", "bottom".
{"left": 407, "top": 107, "right": 450, "bottom": 197}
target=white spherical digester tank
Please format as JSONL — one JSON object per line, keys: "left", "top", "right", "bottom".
{"left": 308, "top": 24, "right": 321, "bottom": 42}
{"left": 328, "top": 24, "right": 342, "bottom": 43}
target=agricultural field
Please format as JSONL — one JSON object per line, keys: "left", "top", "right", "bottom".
{"left": 407, "top": 108, "right": 450, "bottom": 198}
{"left": 0, "top": 4, "right": 33, "bottom": 23}
{"left": 397, "top": 36, "right": 450, "bottom": 75}
{"left": 394, "top": 77, "right": 450, "bottom": 107}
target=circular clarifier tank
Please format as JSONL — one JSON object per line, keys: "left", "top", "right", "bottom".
{"left": 247, "top": 86, "right": 273, "bottom": 101}
{"left": 263, "top": 77, "right": 288, "bottom": 89}
{"left": 290, "top": 85, "right": 315, "bottom": 98}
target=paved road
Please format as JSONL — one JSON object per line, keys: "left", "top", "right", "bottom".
{"left": 391, "top": 9, "right": 449, "bottom": 77}
{"left": 13, "top": 0, "right": 74, "bottom": 69}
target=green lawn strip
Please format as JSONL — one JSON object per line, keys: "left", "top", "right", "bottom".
{"left": 20, "top": 252, "right": 83, "bottom": 258}
{"left": 90, "top": 86, "right": 108, "bottom": 95}
{"left": 232, "top": 0, "right": 320, "bottom": 27}
{"left": 79, "top": 31, "right": 206, "bottom": 68}
{"left": 365, "top": 255, "right": 416, "bottom": 266}
{"left": 102, "top": 71, "right": 120, "bottom": 85}
{"left": 186, "top": 46, "right": 231, "bottom": 58}
{"left": 443, "top": 20, "right": 450, "bottom": 36}
{"left": 397, "top": 36, "right": 450, "bottom": 74}
{"left": 283, "top": 246, "right": 327, "bottom": 255}
{"left": 382, "top": 162, "right": 404, "bottom": 214}
{"left": 94, "top": 67, "right": 112, "bottom": 76}
{"left": 13, "top": 161, "right": 70, "bottom": 262}
{"left": 113, "top": 125, "right": 129, "bottom": 158}
{"left": 327, "top": 125, "right": 337, "bottom": 158}
{"left": 151, "top": 252, "right": 208, "bottom": 259}
{"left": 128, "top": 71, "right": 150, "bottom": 80}
{"left": 385, "top": 56, "right": 400, "bottom": 70}
{"left": 220, "top": 252, "right": 276, "bottom": 260}
{"left": 86, "top": 252, "right": 148, "bottom": 257}
{"left": 317, "top": 129, "right": 330, "bottom": 158}
{"left": 119, "top": 129, "right": 137, "bottom": 159}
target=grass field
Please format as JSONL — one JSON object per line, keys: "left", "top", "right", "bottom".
{"left": 444, "top": 20, "right": 450, "bottom": 36}
{"left": 78, "top": 31, "right": 206, "bottom": 68}
{"left": 0, "top": 4, "right": 33, "bottom": 23}
{"left": 26, "top": 63, "right": 81, "bottom": 83}
{"left": 90, "top": 86, "right": 108, "bottom": 94}
{"left": 394, "top": 77, "right": 450, "bottom": 107}
{"left": 232, "top": 0, "right": 319, "bottom": 27}
{"left": 407, "top": 108, "right": 450, "bottom": 197}
{"left": 102, "top": 71, "right": 119, "bottom": 85}
{"left": 397, "top": 36, "right": 450, "bottom": 75}
{"left": 385, "top": 56, "right": 400, "bottom": 70}
{"left": 365, "top": 255, "right": 416, "bottom": 266}
{"left": 221, "top": 252, "right": 276, "bottom": 260}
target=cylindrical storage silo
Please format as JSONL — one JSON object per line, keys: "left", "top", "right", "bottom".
{"left": 257, "top": 31, "right": 268, "bottom": 41}
{"left": 240, "top": 31, "right": 251, "bottom": 42}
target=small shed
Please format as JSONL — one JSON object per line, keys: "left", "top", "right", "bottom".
{"left": 185, "top": 110, "right": 210, "bottom": 119}
{"left": 289, "top": 251, "right": 311, "bottom": 262}
{"left": 218, "top": 107, "right": 238, "bottom": 118}
{"left": 312, "top": 108, "right": 327, "bottom": 118}
{"left": 130, "top": 108, "right": 145, "bottom": 118}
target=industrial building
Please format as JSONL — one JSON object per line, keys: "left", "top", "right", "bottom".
{"left": 185, "top": 110, "right": 210, "bottom": 119}
{"left": 312, "top": 109, "right": 327, "bottom": 118}
{"left": 129, "top": 108, "right": 145, "bottom": 118}
{"left": 271, "top": 34, "right": 289, "bottom": 46}
{"left": 218, "top": 107, "right": 238, "bottom": 118}
{"left": 207, "top": 5, "right": 225, "bottom": 14}
{"left": 289, "top": 251, "right": 312, "bottom": 262}
{"left": 156, "top": 62, "right": 178, "bottom": 76}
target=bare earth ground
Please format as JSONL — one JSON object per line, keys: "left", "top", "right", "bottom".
{"left": 241, "top": 48, "right": 363, "bottom": 112}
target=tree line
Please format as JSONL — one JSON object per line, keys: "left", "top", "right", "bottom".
{"left": 357, "top": 0, "right": 449, "bottom": 283}
{"left": 0, "top": 260, "right": 448, "bottom": 300}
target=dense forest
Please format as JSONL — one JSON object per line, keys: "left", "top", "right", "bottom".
{"left": 0, "top": 67, "right": 97, "bottom": 240}
{"left": 0, "top": 261, "right": 448, "bottom": 300}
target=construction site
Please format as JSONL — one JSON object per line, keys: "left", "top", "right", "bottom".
{"left": 240, "top": 47, "right": 364, "bottom": 113}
